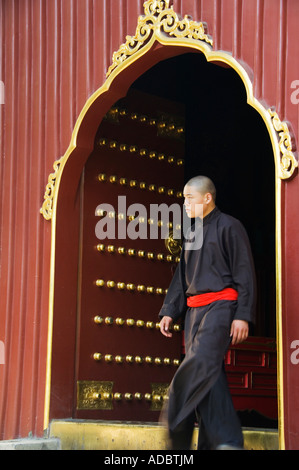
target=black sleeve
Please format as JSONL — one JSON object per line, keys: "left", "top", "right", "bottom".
{"left": 224, "top": 219, "right": 257, "bottom": 325}
{"left": 158, "top": 256, "right": 187, "bottom": 322}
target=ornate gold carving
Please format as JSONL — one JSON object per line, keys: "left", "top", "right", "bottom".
{"left": 165, "top": 230, "right": 182, "bottom": 256}
{"left": 40, "top": 156, "right": 64, "bottom": 220}
{"left": 40, "top": 2, "right": 297, "bottom": 227}
{"left": 106, "top": 0, "right": 212, "bottom": 78}
{"left": 77, "top": 381, "right": 170, "bottom": 410}
{"left": 77, "top": 381, "right": 114, "bottom": 410}
{"left": 76, "top": 380, "right": 172, "bottom": 411}
{"left": 268, "top": 109, "right": 298, "bottom": 179}
{"left": 150, "top": 382, "right": 169, "bottom": 411}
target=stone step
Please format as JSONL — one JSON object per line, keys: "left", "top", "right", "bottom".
{"left": 49, "top": 420, "right": 279, "bottom": 451}
{"left": 0, "top": 437, "right": 61, "bottom": 450}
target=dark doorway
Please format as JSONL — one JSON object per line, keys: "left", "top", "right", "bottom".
{"left": 131, "top": 52, "right": 276, "bottom": 339}
{"left": 130, "top": 52, "right": 277, "bottom": 427}
{"left": 49, "top": 48, "right": 277, "bottom": 430}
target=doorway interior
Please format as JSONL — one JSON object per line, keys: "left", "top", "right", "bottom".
{"left": 131, "top": 52, "right": 276, "bottom": 340}
{"left": 52, "top": 50, "right": 277, "bottom": 429}
{"left": 127, "top": 52, "right": 277, "bottom": 427}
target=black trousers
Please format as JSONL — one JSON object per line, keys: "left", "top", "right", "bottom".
{"left": 163, "top": 301, "right": 243, "bottom": 450}
{"left": 168, "top": 363, "right": 243, "bottom": 450}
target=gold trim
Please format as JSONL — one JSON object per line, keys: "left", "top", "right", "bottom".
{"left": 165, "top": 230, "right": 182, "bottom": 256}
{"left": 275, "top": 176, "right": 285, "bottom": 449}
{"left": 40, "top": 5, "right": 297, "bottom": 223}
{"left": 76, "top": 381, "right": 170, "bottom": 412}
{"left": 77, "top": 381, "right": 114, "bottom": 410}
{"left": 106, "top": 0, "right": 212, "bottom": 78}
{"left": 150, "top": 383, "right": 169, "bottom": 411}
{"left": 42, "top": 0, "right": 291, "bottom": 449}
{"left": 268, "top": 109, "right": 298, "bottom": 179}
{"left": 40, "top": 157, "right": 64, "bottom": 220}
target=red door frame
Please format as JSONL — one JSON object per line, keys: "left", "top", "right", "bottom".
{"left": 45, "top": 44, "right": 192, "bottom": 423}
{"left": 43, "top": 35, "right": 293, "bottom": 447}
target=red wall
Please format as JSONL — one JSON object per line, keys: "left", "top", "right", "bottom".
{"left": 0, "top": 0, "right": 299, "bottom": 448}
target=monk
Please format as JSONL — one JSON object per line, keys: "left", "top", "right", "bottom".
{"left": 159, "top": 176, "right": 256, "bottom": 450}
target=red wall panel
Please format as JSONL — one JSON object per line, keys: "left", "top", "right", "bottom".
{"left": 0, "top": 0, "right": 298, "bottom": 447}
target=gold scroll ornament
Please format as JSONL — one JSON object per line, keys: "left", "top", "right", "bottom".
{"left": 106, "top": 0, "right": 213, "bottom": 78}
{"left": 40, "top": 1, "right": 298, "bottom": 222}
{"left": 268, "top": 109, "right": 298, "bottom": 179}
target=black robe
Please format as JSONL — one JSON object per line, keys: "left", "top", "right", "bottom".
{"left": 159, "top": 207, "right": 256, "bottom": 447}
{"left": 159, "top": 206, "right": 256, "bottom": 325}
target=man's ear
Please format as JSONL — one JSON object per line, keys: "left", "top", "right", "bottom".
{"left": 205, "top": 193, "right": 212, "bottom": 204}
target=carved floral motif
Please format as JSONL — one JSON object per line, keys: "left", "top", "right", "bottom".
{"left": 106, "top": 0, "right": 213, "bottom": 78}
{"left": 268, "top": 109, "right": 298, "bottom": 179}
{"left": 40, "top": 0, "right": 297, "bottom": 221}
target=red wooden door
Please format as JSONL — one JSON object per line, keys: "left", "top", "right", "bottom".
{"left": 75, "top": 90, "right": 185, "bottom": 421}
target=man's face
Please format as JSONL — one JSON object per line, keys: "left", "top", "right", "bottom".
{"left": 183, "top": 184, "right": 213, "bottom": 218}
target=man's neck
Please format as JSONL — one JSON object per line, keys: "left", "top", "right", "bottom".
{"left": 203, "top": 204, "right": 216, "bottom": 218}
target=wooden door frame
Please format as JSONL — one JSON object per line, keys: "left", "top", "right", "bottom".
{"left": 40, "top": 1, "right": 297, "bottom": 449}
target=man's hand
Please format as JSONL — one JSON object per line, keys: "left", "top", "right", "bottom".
{"left": 160, "top": 316, "right": 173, "bottom": 338}
{"left": 230, "top": 320, "right": 249, "bottom": 345}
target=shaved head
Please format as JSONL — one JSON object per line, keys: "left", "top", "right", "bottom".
{"left": 185, "top": 176, "right": 216, "bottom": 202}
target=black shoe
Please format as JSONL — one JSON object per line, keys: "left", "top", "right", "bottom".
{"left": 216, "top": 444, "right": 244, "bottom": 450}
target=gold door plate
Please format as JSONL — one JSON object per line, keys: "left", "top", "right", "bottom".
{"left": 77, "top": 381, "right": 114, "bottom": 410}
{"left": 76, "top": 381, "right": 169, "bottom": 412}
{"left": 150, "top": 383, "right": 169, "bottom": 411}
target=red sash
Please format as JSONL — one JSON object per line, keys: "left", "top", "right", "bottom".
{"left": 187, "top": 287, "right": 238, "bottom": 308}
